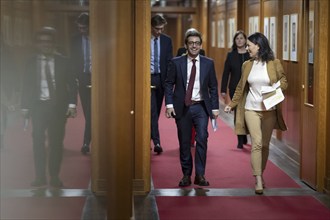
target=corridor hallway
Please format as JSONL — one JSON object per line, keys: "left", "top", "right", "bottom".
{"left": 1, "top": 101, "right": 330, "bottom": 219}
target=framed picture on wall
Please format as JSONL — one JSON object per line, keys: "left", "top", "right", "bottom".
{"left": 264, "top": 17, "right": 269, "bottom": 39}
{"left": 217, "top": 19, "right": 225, "bottom": 48}
{"left": 253, "top": 16, "right": 259, "bottom": 33}
{"left": 282, "top": 15, "right": 290, "bottom": 60}
{"left": 290, "top": 14, "right": 298, "bottom": 61}
{"left": 227, "top": 18, "right": 236, "bottom": 48}
{"left": 269, "top": 17, "right": 276, "bottom": 57}
{"left": 249, "top": 17, "right": 254, "bottom": 35}
{"left": 212, "top": 21, "right": 216, "bottom": 47}
{"left": 308, "top": 11, "right": 314, "bottom": 64}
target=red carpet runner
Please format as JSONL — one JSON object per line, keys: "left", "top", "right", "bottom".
{"left": 151, "top": 113, "right": 299, "bottom": 189}
{"left": 151, "top": 110, "right": 330, "bottom": 219}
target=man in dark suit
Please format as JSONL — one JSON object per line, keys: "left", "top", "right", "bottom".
{"left": 70, "top": 13, "right": 91, "bottom": 154}
{"left": 164, "top": 29, "right": 219, "bottom": 187}
{"left": 150, "top": 14, "right": 173, "bottom": 154}
{"left": 21, "top": 27, "right": 78, "bottom": 187}
{"left": 176, "top": 28, "right": 206, "bottom": 149}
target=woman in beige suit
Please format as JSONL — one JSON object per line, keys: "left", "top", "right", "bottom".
{"left": 224, "top": 32, "right": 288, "bottom": 194}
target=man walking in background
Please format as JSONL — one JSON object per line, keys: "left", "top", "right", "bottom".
{"left": 70, "top": 13, "right": 92, "bottom": 154}
{"left": 150, "top": 14, "right": 173, "bottom": 154}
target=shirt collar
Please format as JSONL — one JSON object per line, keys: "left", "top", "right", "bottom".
{"left": 187, "top": 55, "right": 200, "bottom": 63}
{"left": 151, "top": 35, "right": 160, "bottom": 41}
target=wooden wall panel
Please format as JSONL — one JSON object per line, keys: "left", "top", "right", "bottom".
{"left": 90, "top": 0, "right": 135, "bottom": 218}
{"left": 279, "top": 0, "right": 302, "bottom": 153}
{"left": 133, "top": 1, "right": 151, "bottom": 194}
{"left": 315, "top": 0, "right": 329, "bottom": 192}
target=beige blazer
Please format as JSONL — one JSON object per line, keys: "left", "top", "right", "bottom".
{"left": 229, "top": 59, "right": 288, "bottom": 134}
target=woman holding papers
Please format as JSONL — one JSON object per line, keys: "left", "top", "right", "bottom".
{"left": 224, "top": 32, "right": 288, "bottom": 195}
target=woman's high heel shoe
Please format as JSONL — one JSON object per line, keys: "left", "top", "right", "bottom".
{"left": 255, "top": 175, "right": 263, "bottom": 195}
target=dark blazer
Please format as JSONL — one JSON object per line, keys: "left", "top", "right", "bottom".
{"left": 21, "top": 54, "right": 78, "bottom": 111}
{"left": 220, "top": 49, "right": 250, "bottom": 98}
{"left": 229, "top": 59, "right": 288, "bottom": 134}
{"left": 164, "top": 55, "right": 219, "bottom": 118}
{"left": 159, "top": 34, "right": 173, "bottom": 86}
{"left": 70, "top": 34, "right": 91, "bottom": 86}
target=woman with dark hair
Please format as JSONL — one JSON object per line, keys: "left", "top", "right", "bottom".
{"left": 220, "top": 30, "right": 250, "bottom": 149}
{"left": 224, "top": 32, "right": 288, "bottom": 194}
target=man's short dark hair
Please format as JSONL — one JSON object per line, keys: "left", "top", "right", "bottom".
{"left": 184, "top": 29, "right": 202, "bottom": 45}
{"left": 76, "top": 13, "right": 89, "bottom": 26}
{"left": 151, "top": 14, "right": 167, "bottom": 27}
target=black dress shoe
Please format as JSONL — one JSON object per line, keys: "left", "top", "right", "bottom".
{"left": 194, "top": 175, "right": 209, "bottom": 186}
{"left": 237, "top": 144, "right": 243, "bottom": 149}
{"left": 154, "top": 144, "right": 163, "bottom": 154}
{"left": 179, "top": 176, "right": 191, "bottom": 187}
{"left": 81, "top": 144, "right": 90, "bottom": 154}
{"left": 238, "top": 135, "right": 247, "bottom": 145}
{"left": 31, "top": 178, "right": 47, "bottom": 187}
{"left": 50, "top": 177, "right": 63, "bottom": 188}
{"left": 243, "top": 140, "right": 248, "bottom": 145}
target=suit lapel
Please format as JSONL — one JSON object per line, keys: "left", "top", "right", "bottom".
{"left": 179, "top": 56, "right": 188, "bottom": 90}
{"left": 159, "top": 34, "right": 166, "bottom": 60}
{"left": 199, "top": 56, "right": 206, "bottom": 87}
{"left": 266, "top": 60, "right": 277, "bottom": 84}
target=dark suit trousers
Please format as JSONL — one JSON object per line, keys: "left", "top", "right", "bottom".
{"left": 31, "top": 101, "right": 66, "bottom": 179}
{"left": 151, "top": 74, "right": 163, "bottom": 145}
{"left": 78, "top": 73, "right": 91, "bottom": 146}
{"left": 175, "top": 103, "right": 209, "bottom": 176}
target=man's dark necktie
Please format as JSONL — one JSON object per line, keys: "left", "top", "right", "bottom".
{"left": 154, "top": 38, "right": 159, "bottom": 73}
{"left": 45, "top": 60, "right": 56, "bottom": 101}
{"left": 185, "top": 59, "right": 196, "bottom": 106}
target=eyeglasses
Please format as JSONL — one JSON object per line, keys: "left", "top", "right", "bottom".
{"left": 187, "top": 41, "right": 201, "bottom": 46}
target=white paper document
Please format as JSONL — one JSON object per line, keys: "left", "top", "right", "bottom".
{"left": 211, "top": 119, "right": 218, "bottom": 132}
{"left": 260, "top": 81, "right": 281, "bottom": 94}
{"left": 24, "top": 118, "right": 29, "bottom": 131}
{"left": 261, "top": 81, "right": 285, "bottom": 110}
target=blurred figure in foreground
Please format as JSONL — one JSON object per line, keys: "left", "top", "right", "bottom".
{"left": 0, "top": 35, "right": 18, "bottom": 149}
{"left": 21, "top": 27, "right": 78, "bottom": 187}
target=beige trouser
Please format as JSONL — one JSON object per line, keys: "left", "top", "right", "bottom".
{"left": 244, "top": 110, "right": 277, "bottom": 176}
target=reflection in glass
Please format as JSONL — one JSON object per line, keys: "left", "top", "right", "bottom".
{"left": 1, "top": 1, "right": 91, "bottom": 219}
